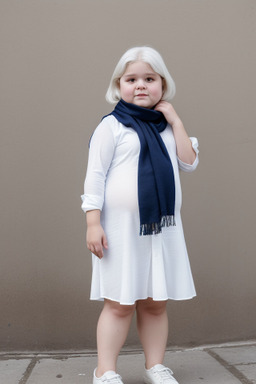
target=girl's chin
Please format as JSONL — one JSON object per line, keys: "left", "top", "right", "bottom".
{"left": 133, "top": 100, "right": 154, "bottom": 109}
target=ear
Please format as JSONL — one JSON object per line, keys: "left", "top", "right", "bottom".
{"left": 162, "top": 78, "right": 166, "bottom": 95}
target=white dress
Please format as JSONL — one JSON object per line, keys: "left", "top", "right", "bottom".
{"left": 81, "top": 115, "right": 199, "bottom": 305}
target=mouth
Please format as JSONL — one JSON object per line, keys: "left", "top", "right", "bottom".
{"left": 136, "top": 94, "right": 148, "bottom": 97}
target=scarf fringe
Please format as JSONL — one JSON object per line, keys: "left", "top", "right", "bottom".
{"left": 140, "top": 215, "right": 176, "bottom": 236}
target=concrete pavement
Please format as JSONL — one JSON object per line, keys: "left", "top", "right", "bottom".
{"left": 0, "top": 341, "right": 256, "bottom": 384}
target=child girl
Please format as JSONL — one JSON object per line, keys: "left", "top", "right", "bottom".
{"left": 81, "top": 46, "right": 199, "bottom": 384}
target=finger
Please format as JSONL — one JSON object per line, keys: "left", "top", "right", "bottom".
{"left": 95, "top": 244, "right": 104, "bottom": 259}
{"left": 90, "top": 245, "right": 96, "bottom": 255}
{"left": 88, "top": 243, "right": 98, "bottom": 257}
{"left": 154, "top": 103, "right": 163, "bottom": 111}
{"left": 98, "top": 250, "right": 103, "bottom": 259}
{"left": 87, "top": 243, "right": 93, "bottom": 252}
{"left": 92, "top": 250, "right": 102, "bottom": 259}
{"left": 102, "top": 234, "right": 108, "bottom": 249}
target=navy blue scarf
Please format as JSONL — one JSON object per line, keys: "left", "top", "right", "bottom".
{"left": 108, "top": 99, "right": 176, "bottom": 235}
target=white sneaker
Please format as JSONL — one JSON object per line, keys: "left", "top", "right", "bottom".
{"left": 93, "top": 369, "right": 124, "bottom": 384}
{"left": 144, "top": 364, "right": 179, "bottom": 384}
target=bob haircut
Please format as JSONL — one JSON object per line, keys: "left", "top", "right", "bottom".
{"left": 105, "top": 46, "right": 176, "bottom": 104}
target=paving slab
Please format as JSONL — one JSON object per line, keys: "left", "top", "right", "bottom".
{"left": 210, "top": 345, "right": 256, "bottom": 383}
{"left": 26, "top": 356, "right": 97, "bottom": 384}
{"left": 0, "top": 359, "right": 31, "bottom": 384}
{"left": 211, "top": 345, "right": 256, "bottom": 365}
{"left": 162, "top": 350, "right": 241, "bottom": 384}
{"left": 236, "top": 364, "right": 256, "bottom": 383}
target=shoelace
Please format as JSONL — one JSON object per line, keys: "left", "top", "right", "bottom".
{"left": 154, "top": 367, "right": 175, "bottom": 382}
{"left": 102, "top": 373, "right": 123, "bottom": 383}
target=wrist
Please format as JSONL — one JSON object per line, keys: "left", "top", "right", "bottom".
{"left": 86, "top": 210, "right": 101, "bottom": 227}
{"left": 171, "top": 117, "right": 183, "bottom": 129}
{"left": 87, "top": 222, "right": 101, "bottom": 229}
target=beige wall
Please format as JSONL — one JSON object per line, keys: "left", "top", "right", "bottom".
{"left": 1, "top": 0, "right": 256, "bottom": 351}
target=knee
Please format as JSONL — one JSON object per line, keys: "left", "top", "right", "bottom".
{"left": 136, "top": 299, "right": 167, "bottom": 316}
{"left": 105, "top": 300, "right": 136, "bottom": 318}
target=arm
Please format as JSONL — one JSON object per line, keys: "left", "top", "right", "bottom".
{"left": 86, "top": 209, "right": 108, "bottom": 259}
{"left": 81, "top": 117, "right": 116, "bottom": 258}
{"left": 154, "top": 101, "right": 196, "bottom": 165}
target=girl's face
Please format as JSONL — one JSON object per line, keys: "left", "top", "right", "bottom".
{"left": 119, "top": 61, "right": 163, "bottom": 109}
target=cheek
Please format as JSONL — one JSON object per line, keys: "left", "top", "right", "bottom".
{"left": 120, "top": 85, "right": 133, "bottom": 100}
{"left": 151, "top": 84, "right": 163, "bottom": 99}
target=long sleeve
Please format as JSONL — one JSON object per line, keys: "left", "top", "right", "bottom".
{"left": 81, "top": 117, "right": 116, "bottom": 213}
{"left": 178, "top": 137, "right": 199, "bottom": 172}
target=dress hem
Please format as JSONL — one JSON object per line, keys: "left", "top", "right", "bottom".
{"left": 90, "top": 294, "right": 197, "bottom": 305}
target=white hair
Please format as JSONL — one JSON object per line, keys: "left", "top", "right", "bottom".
{"left": 105, "top": 46, "right": 176, "bottom": 104}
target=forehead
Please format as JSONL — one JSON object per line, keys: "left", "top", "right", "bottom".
{"left": 123, "top": 61, "right": 158, "bottom": 76}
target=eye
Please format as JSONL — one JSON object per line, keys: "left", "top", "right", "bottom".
{"left": 127, "top": 78, "right": 135, "bottom": 83}
{"left": 146, "top": 77, "right": 154, "bottom": 82}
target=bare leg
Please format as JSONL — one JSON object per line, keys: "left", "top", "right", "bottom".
{"left": 96, "top": 299, "right": 136, "bottom": 377}
{"left": 136, "top": 298, "right": 168, "bottom": 369}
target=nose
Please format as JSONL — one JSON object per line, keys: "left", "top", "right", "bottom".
{"left": 136, "top": 79, "right": 146, "bottom": 89}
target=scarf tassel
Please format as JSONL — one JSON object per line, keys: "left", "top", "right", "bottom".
{"left": 140, "top": 215, "right": 176, "bottom": 236}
